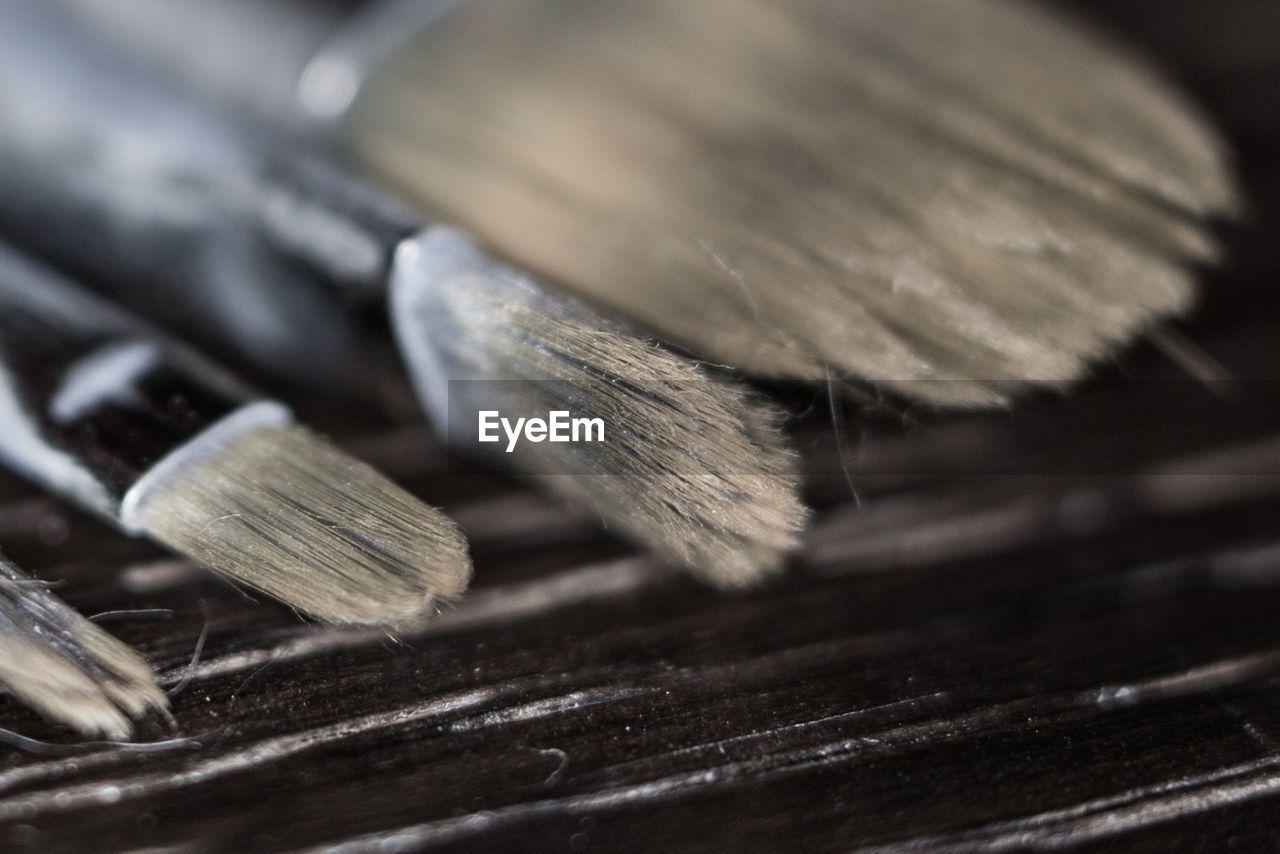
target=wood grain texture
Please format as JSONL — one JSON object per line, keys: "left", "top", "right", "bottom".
{"left": 2, "top": 1, "right": 1279, "bottom": 851}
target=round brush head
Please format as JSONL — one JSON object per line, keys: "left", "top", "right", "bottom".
{"left": 350, "top": 0, "right": 1239, "bottom": 406}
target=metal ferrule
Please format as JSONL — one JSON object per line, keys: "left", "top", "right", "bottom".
{"left": 0, "top": 243, "right": 279, "bottom": 531}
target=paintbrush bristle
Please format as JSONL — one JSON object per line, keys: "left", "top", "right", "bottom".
{"left": 393, "top": 228, "right": 808, "bottom": 587}
{"left": 126, "top": 423, "right": 471, "bottom": 626}
{"left": 350, "top": 0, "right": 1239, "bottom": 406}
{"left": 0, "top": 558, "right": 167, "bottom": 739}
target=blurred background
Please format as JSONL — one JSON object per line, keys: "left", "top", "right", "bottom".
{"left": 0, "top": 0, "right": 1278, "bottom": 850}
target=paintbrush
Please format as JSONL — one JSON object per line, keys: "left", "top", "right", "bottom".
{"left": 0, "top": 3, "right": 807, "bottom": 588}
{"left": 0, "top": 552, "right": 168, "bottom": 739}
{"left": 0, "top": 240, "right": 470, "bottom": 626}
{"left": 55, "top": 0, "right": 1242, "bottom": 407}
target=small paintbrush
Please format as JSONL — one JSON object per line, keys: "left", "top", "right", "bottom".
{"left": 0, "top": 3, "right": 807, "bottom": 588}
{"left": 55, "top": 0, "right": 1243, "bottom": 407}
{"left": 0, "top": 240, "right": 471, "bottom": 626}
{"left": 0, "top": 551, "right": 168, "bottom": 740}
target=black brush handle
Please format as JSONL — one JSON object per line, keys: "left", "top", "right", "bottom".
{"left": 0, "top": 242, "right": 263, "bottom": 528}
{"left": 0, "top": 2, "right": 419, "bottom": 388}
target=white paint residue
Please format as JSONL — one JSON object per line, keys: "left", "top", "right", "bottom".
{"left": 0, "top": 366, "right": 115, "bottom": 522}
{"left": 50, "top": 342, "right": 156, "bottom": 424}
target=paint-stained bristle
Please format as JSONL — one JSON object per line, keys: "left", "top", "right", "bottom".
{"left": 393, "top": 229, "right": 807, "bottom": 587}
{"left": 351, "top": 0, "right": 1239, "bottom": 406}
{"left": 128, "top": 424, "right": 471, "bottom": 626}
{"left": 0, "top": 558, "right": 167, "bottom": 739}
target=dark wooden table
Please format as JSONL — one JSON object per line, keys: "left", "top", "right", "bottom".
{"left": 1, "top": 1, "right": 1278, "bottom": 851}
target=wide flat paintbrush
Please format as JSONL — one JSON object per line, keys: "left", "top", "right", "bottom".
{"left": 0, "top": 240, "right": 470, "bottom": 627}
{"left": 58, "top": 0, "right": 1242, "bottom": 407}
{"left": 0, "top": 552, "right": 167, "bottom": 740}
{"left": 0, "top": 3, "right": 806, "bottom": 588}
